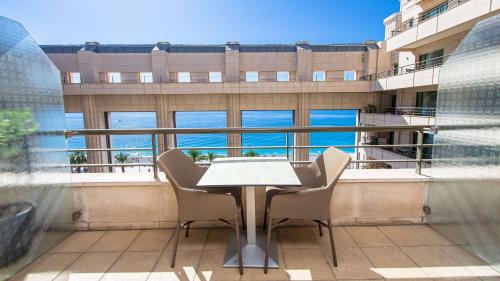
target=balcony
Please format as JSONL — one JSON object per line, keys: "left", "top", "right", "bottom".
{"left": 360, "top": 108, "right": 436, "bottom": 127}
{"left": 361, "top": 56, "right": 444, "bottom": 91}
{"left": 387, "top": 0, "right": 498, "bottom": 51}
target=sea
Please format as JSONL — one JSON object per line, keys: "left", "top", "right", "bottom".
{"left": 66, "top": 110, "right": 358, "bottom": 158}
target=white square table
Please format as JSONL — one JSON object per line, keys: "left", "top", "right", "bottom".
{"left": 197, "top": 157, "right": 301, "bottom": 268}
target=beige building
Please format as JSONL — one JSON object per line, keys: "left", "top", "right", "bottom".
{"left": 42, "top": 0, "right": 499, "bottom": 169}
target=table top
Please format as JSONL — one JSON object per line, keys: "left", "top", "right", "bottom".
{"left": 197, "top": 157, "right": 301, "bottom": 187}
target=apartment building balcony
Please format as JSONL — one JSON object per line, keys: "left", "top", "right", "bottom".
{"left": 360, "top": 109, "right": 436, "bottom": 127}
{"left": 387, "top": 0, "right": 499, "bottom": 51}
{"left": 362, "top": 56, "right": 443, "bottom": 91}
{"left": 62, "top": 80, "right": 372, "bottom": 96}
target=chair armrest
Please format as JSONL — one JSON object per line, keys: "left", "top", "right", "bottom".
{"left": 269, "top": 188, "right": 331, "bottom": 220}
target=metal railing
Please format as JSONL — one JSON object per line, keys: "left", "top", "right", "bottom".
{"left": 389, "top": 0, "right": 471, "bottom": 38}
{"left": 385, "top": 107, "right": 436, "bottom": 117}
{"left": 65, "top": 125, "right": 433, "bottom": 179}
{"left": 360, "top": 55, "right": 447, "bottom": 81}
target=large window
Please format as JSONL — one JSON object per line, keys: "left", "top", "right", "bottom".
{"left": 67, "top": 72, "right": 81, "bottom": 84}
{"left": 343, "top": 71, "right": 356, "bottom": 81}
{"left": 209, "top": 72, "right": 222, "bottom": 83}
{"left": 312, "top": 71, "right": 326, "bottom": 81}
{"left": 65, "top": 112, "right": 85, "bottom": 150}
{"left": 242, "top": 110, "right": 293, "bottom": 157}
{"left": 109, "top": 112, "right": 157, "bottom": 172}
{"left": 245, "top": 71, "right": 259, "bottom": 82}
{"left": 175, "top": 111, "right": 227, "bottom": 158}
{"left": 140, "top": 72, "right": 153, "bottom": 83}
{"left": 276, "top": 71, "right": 290, "bottom": 82}
{"left": 178, "top": 72, "right": 191, "bottom": 83}
{"left": 310, "top": 110, "right": 358, "bottom": 156}
{"left": 418, "top": 49, "right": 444, "bottom": 69}
{"left": 107, "top": 72, "right": 121, "bottom": 83}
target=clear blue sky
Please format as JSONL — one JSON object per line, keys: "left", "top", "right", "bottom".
{"left": 0, "top": 0, "right": 399, "bottom": 45}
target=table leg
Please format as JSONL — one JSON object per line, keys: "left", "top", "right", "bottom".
{"left": 223, "top": 186, "right": 279, "bottom": 268}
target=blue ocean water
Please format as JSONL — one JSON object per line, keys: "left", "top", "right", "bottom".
{"left": 65, "top": 110, "right": 358, "bottom": 157}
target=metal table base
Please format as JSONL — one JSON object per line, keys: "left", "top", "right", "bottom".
{"left": 223, "top": 231, "right": 279, "bottom": 268}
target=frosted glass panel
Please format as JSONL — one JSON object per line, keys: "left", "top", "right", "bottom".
{"left": 0, "top": 16, "right": 73, "bottom": 279}
{"left": 427, "top": 14, "right": 500, "bottom": 271}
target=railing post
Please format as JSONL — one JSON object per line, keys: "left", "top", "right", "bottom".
{"left": 151, "top": 133, "right": 159, "bottom": 180}
{"left": 285, "top": 133, "right": 289, "bottom": 161}
{"left": 415, "top": 130, "right": 423, "bottom": 175}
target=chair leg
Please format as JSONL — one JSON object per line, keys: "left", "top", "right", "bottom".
{"left": 264, "top": 217, "right": 273, "bottom": 274}
{"left": 171, "top": 219, "right": 181, "bottom": 268}
{"left": 327, "top": 219, "right": 338, "bottom": 267}
{"left": 235, "top": 205, "right": 243, "bottom": 275}
{"left": 240, "top": 200, "right": 246, "bottom": 231}
{"left": 263, "top": 205, "right": 269, "bottom": 231}
{"left": 318, "top": 221, "right": 323, "bottom": 237}
{"left": 185, "top": 223, "right": 190, "bottom": 238}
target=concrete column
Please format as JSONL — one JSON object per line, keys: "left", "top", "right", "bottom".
{"left": 225, "top": 42, "right": 240, "bottom": 82}
{"left": 226, "top": 94, "right": 242, "bottom": 156}
{"left": 156, "top": 95, "right": 175, "bottom": 152}
{"left": 294, "top": 93, "right": 310, "bottom": 162}
{"left": 295, "top": 41, "right": 312, "bottom": 81}
{"left": 152, "top": 42, "right": 170, "bottom": 83}
{"left": 77, "top": 50, "right": 99, "bottom": 83}
{"left": 82, "top": 95, "right": 110, "bottom": 172}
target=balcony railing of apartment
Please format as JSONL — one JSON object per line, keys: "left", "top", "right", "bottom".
{"left": 389, "top": 0, "right": 471, "bottom": 38}
{"left": 65, "top": 125, "right": 434, "bottom": 179}
{"left": 385, "top": 106, "right": 436, "bottom": 116}
{"left": 360, "top": 55, "right": 447, "bottom": 81}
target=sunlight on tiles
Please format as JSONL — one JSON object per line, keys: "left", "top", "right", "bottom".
{"left": 285, "top": 269, "right": 313, "bottom": 280}
{"left": 371, "top": 265, "right": 500, "bottom": 279}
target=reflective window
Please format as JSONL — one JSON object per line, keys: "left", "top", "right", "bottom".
{"left": 310, "top": 109, "right": 358, "bottom": 156}
{"left": 107, "top": 72, "right": 121, "bottom": 83}
{"left": 209, "top": 72, "right": 222, "bottom": 83}
{"left": 178, "top": 72, "right": 191, "bottom": 83}
{"left": 245, "top": 71, "right": 259, "bottom": 82}
{"left": 140, "top": 72, "right": 153, "bottom": 83}
{"left": 344, "top": 71, "right": 356, "bottom": 81}
{"left": 68, "top": 72, "right": 81, "bottom": 84}
{"left": 277, "top": 71, "right": 289, "bottom": 82}
{"left": 312, "top": 71, "right": 325, "bottom": 81}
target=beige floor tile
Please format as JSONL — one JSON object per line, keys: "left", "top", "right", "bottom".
{"left": 88, "top": 230, "right": 140, "bottom": 252}
{"left": 378, "top": 226, "right": 431, "bottom": 246}
{"left": 401, "top": 246, "right": 460, "bottom": 267}
{"left": 101, "top": 251, "right": 161, "bottom": 281}
{"left": 10, "top": 253, "right": 80, "bottom": 281}
{"left": 195, "top": 250, "right": 242, "bottom": 281}
{"left": 312, "top": 226, "right": 358, "bottom": 248}
{"left": 412, "top": 225, "right": 454, "bottom": 246}
{"left": 167, "top": 228, "right": 209, "bottom": 251}
{"left": 362, "top": 246, "right": 418, "bottom": 268}
{"left": 242, "top": 249, "right": 288, "bottom": 281}
{"left": 204, "top": 228, "right": 231, "bottom": 250}
{"left": 53, "top": 252, "right": 121, "bottom": 281}
{"left": 438, "top": 246, "right": 487, "bottom": 266}
{"left": 345, "top": 226, "right": 394, "bottom": 247}
{"left": 278, "top": 227, "right": 319, "bottom": 249}
{"left": 50, "top": 231, "right": 105, "bottom": 253}
{"left": 283, "top": 248, "right": 335, "bottom": 280}
{"left": 148, "top": 250, "right": 202, "bottom": 281}
{"left": 128, "top": 229, "right": 174, "bottom": 252}
{"left": 329, "top": 247, "right": 382, "bottom": 280}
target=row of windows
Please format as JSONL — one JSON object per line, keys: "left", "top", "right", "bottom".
{"left": 64, "top": 70, "right": 357, "bottom": 84}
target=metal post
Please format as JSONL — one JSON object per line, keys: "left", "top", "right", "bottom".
{"left": 152, "top": 133, "right": 158, "bottom": 180}
{"left": 285, "top": 133, "right": 289, "bottom": 160}
{"left": 415, "top": 130, "right": 423, "bottom": 175}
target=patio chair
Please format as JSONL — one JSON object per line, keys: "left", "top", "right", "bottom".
{"left": 263, "top": 147, "right": 351, "bottom": 273}
{"left": 158, "top": 149, "right": 243, "bottom": 274}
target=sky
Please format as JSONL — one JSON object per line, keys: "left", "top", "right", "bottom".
{"left": 0, "top": 0, "right": 400, "bottom": 45}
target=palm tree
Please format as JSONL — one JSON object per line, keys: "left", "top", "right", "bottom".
{"left": 244, "top": 150, "right": 259, "bottom": 157}
{"left": 70, "top": 151, "right": 87, "bottom": 173}
{"left": 187, "top": 149, "right": 202, "bottom": 162}
{"left": 207, "top": 151, "right": 217, "bottom": 162}
{"left": 114, "top": 152, "right": 132, "bottom": 173}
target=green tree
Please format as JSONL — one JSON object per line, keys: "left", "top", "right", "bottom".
{"left": 69, "top": 151, "right": 87, "bottom": 173}
{"left": 114, "top": 152, "right": 133, "bottom": 173}
{"left": 244, "top": 150, "right": 259, "bottom": 157}
{"left": 187, "top": 149, "right": 201, "bottom": 162}
{"left": 207, "top": 151, "right": 217, "bottom": 162}
{"left": 0, "top": 109, "right": 37, "bottom": 159}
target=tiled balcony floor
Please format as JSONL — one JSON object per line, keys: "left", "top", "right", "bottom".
{"left": 10, "top": 225, "right": 500, "bottom": 281}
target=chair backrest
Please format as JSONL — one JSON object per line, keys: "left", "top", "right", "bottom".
{"left": 322, "top": 147, "right": 351, "bottom": 188}
{"left": 157, "top": 149, "right": 205, "bottom": 191}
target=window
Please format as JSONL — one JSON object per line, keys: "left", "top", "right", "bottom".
{"left": 245, "top": 71, "right": 259, "bottom": 82}
{"left": 418, "top": 49, "right": 444, "bottom": 69}
{"left": 343, "top": 71, "right": 356, "bottom": 81}
{"left": 310, "top": 110, "right": 358, "bottom": 156}
{"left": 209, "top": 72, "right": 222, "bottom": 83}
{"left": 178, "top": 72, "right": 191, "bottom": 83}
{"left": 139, "top": 72, "right": 153, "bottom": 83}
{"left": 312, "top": 71, "right": 325, "bottom": 81}
{"left": 276, "top": 71, "right": 289, "bottom": 82}
{"left": 67, "top": 72, "right": 81, "bottom": 84}
{"left": 107, "top": 72, "right": 121, "bottom": 83}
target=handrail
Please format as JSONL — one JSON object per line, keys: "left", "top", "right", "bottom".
{"left": 360, "top": 55, "right": 447, "bottom": 81}
{"left": 389, "top": 0, "right": 471, "bottom": 38}
{"left": 385, "top": 107, "right": 436, "bottom": 117}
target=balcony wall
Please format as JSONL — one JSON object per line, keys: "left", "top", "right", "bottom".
{"left": 371, "top": 67, "right": 440, "bottom": 91}
{"left": 360, "top": 113, "right": 435, "bottom": 126}
{"left": 387, "top": 0, "right": 498, "bottom": 51}
{"left": 71, "top": 170, "right": 429, "bottom": 230}
{"left": 62, "top": 81, "right": 372, "bottom": 96}
{"left": 362, "top": 148, "right": 418, "bottom": 169}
